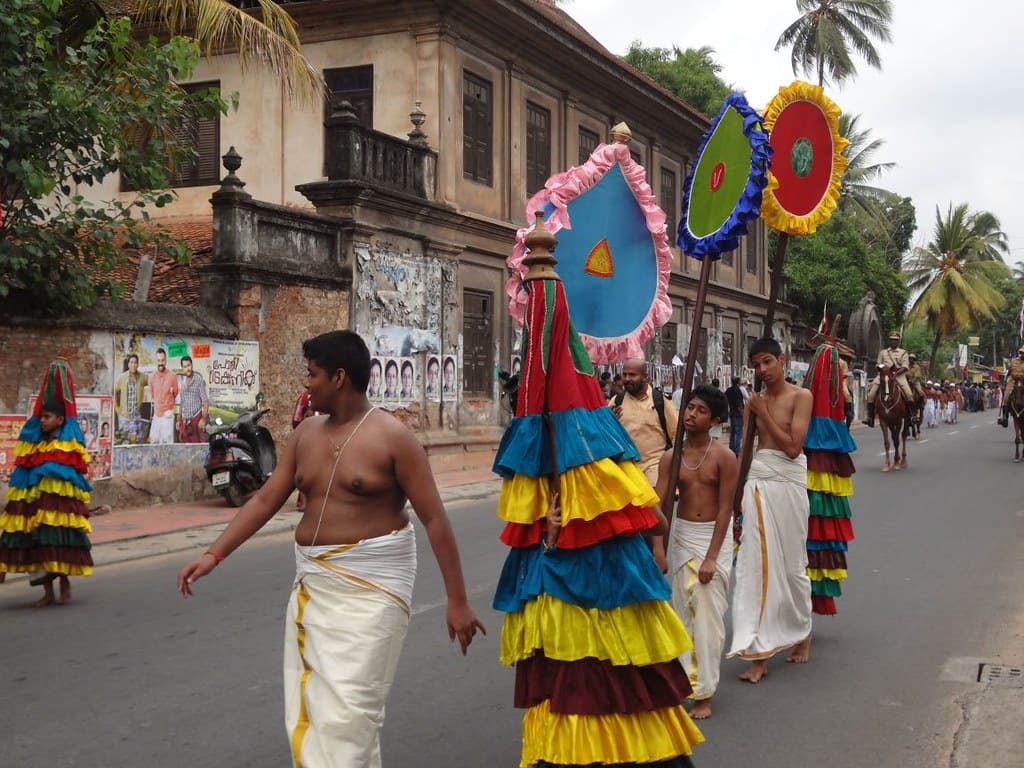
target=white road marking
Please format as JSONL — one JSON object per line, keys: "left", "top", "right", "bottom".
{"left": 949, "top": 430, "right": 959, "bottom": 435}
{"left": 970, "top": 424, "right": 979, "bottom": 429}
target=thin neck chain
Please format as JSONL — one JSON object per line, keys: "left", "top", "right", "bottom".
{"left": 681, "top": 437, "right": 713, "bottom": 472}
{"left": 310, "top": 407, "right": 376, "bottom": 547}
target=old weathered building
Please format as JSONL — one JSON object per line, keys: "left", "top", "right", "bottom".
{"left": 23, "top": 0, "right": 794, "bottom": 491}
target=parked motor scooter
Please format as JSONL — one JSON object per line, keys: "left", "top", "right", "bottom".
{"left": 205, "top": 405, "right": 277, "bottom": 507}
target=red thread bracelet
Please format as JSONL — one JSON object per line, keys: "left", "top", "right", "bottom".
{"left": 206, "top": 550, "right": 226, "bottom": 564}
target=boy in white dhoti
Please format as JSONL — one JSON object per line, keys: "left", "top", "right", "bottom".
{"left": 178, "top": 330, "right": 486, "bottom": 767}
{"left": 729, "top": 337, "right": 813, "bottom": 684}
{"left": 653, "top": 385, "right": 738, "bottom": 719}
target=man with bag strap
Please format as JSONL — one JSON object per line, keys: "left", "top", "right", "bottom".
{"left": 610, "top": 358, "right": 677, "bottom": 485}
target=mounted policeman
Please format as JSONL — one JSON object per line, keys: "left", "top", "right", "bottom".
{"left": 998, "top": 344, "right": 1024, "bottom": 427}
{"left": 863, "top": 330, "right": 914, "bottom": 428}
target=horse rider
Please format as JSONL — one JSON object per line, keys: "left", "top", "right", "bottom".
{"left": 863, "top": 330, "right": 914, "bottom": 428}
{"left": 906, "top": 354, "right": 926, "bottom": 400}
{"left": 998, "top": 345, "right": 1024, "bottom": 427}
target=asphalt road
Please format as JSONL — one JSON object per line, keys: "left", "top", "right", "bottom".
{"left": 1, "top": 409, "right": 1022, "bottom": 767}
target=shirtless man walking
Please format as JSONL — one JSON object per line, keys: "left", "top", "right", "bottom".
{"left": 729, "top": 337, "right": 813, "bottom": 684}
{"left": 177, "top": 330, "right": 485, "bottom": 768}
{"left": 653, "top": 385, "right": 738, "bottom": 719}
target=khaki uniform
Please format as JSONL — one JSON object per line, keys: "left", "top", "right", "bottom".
{"left": 906, "top": 362, "right": 925, "bottom": 399}
{"left": 867, "top": 346, "right": 913, "bottom": 401}
{"left": 1004, "top": 357, "right": 1024, "bottom": 400}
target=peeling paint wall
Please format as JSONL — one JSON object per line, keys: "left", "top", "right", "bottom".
{"left": 352, "top": 237, "right": 460, "bottom": 432}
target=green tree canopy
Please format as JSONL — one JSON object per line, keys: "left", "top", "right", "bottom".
{"left": 0, "top": 0, "right": 230, "bottom": 312}
{"left": 778, "top": 211, "right": 909, "bottom": 339}
{"left": 905, "top": 203, "right": 1010, "bottom": 371}
{"left": 775, "top": 0, "right": 894, "bottom": 87}
{"left": 622, "top": 42, "right": 732, "bottom": 118}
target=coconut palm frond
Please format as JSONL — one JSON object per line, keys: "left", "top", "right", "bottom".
{"left": 133, "top": 0, "right": 325, "bottom": 105}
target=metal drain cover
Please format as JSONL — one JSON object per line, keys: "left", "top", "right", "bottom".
{"left": 977, "top": 663, "right": 1024, "bottom": 685}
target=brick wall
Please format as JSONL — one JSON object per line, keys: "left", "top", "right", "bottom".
{"left": 234, "top": 284, "right": 350, "bottom": 439}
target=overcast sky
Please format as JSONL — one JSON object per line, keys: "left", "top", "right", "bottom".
{"left": 566, "top": 1, "right": 1022, "bottom": 263}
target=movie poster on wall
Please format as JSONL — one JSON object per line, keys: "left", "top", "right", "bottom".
{"left": 0, "top": 415, "right": 24, "bottom": 484}
{"left": 113, "top": 334, "right": 259, "bottom": 446}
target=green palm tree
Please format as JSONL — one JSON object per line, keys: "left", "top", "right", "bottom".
{"left": 837, "top": 112, "right": 894, "bottom": 217}
{"left": 775, "top": 0, "right": 894, "bottom": 87}
{"left": 67, "top": 0, "right": 323, "bottom": 103}
{"left": 967, "top": 210, "right": 1010, "bottom": 262}
{"left": 905, "top": 203, "right": 1010, "bottom": 371}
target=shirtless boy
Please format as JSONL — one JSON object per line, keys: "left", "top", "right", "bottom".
{"left": 728, "top": 337, "right": 813, "bottom": 684}
{"left": 653, "top": 385, "right": 738, "bottom": 719}
{"left": 177, "top": 330, "right": 484, "bottom": 768}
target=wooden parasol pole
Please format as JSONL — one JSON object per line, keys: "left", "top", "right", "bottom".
{"left": 520, "top": 212, "right": 564, "bottom": 549}
{"left": 661, "top": 254, "right": 716, "bottom": 533}
{"left": 733, "top": 232, "right": 790, "bottom": 513}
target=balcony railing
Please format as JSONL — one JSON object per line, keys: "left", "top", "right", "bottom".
{"left": 324, "top": 101, "right": 436, "bottom": 201}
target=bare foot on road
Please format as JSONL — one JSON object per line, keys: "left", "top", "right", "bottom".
{"left": 689, "top": 699, "right": 713, "bottom": 719}
{"left": 786, "top": 635, "right": 811, "bottom": 663}
{"left": 739, "top": 660, "right": 768, "bottom": 683}
{"left": 58, "top": 576, "right": 72, "bottom": 604}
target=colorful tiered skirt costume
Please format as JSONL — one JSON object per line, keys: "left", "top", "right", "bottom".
{"left": 493, "top": 279, "right": 703, "bottom": 767}
{"left": 802, "top": 344, "right": 856, "bottom": 615}
{"left": 0, "top": 360, "right": 93, "bottom": 580}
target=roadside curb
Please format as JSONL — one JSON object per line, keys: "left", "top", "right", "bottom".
{"left": 93, "top": 478, "right": 503, "bottom": 571}
{"left": 952, "top": 684, "right": 1024, "bottom": 767}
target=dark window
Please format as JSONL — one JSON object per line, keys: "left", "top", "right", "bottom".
{"left": 463, "top": 71, "right": 493, "bottom": 185}
{"left": 660, "top": 322, "right": 678, "bottom": 365}
{"left": 722, "top": 331, "right": 734, "bottom": 368}
{"left": 578, "top": 126, "right": 600, "bottom": 165}
{"left": 526, "top": 102, "right": 551, "bottom": 195}
{"left": 324, "top": 65, "right": 373, "bottom": 127}
{"left": 121, "top": 81, "right": 220, "bottom": 191}
{"left": 660, "top": 168, "right": 677, "bottom": 246}
{"left": 630, "top": 148, "right": 642, "bottom": 164}
{"left": 746, "top": 235, "right": 758, "bottom": 274}
{"left": 463, "top": 289, "right": 493, "bottom": 394}
{"left": 722, "top": 248, "right": 734, "bottom": 268}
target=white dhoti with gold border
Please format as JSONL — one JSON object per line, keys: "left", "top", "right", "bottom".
{"left": 668, "top": 518, "right": 732, "bottom": 700}
{"left": 284, "top": 523, "right": 416, "bottom": 768}
{"left": 728, "top": 450, "right": 812, "bottom": 661}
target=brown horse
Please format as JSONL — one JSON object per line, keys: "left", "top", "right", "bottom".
{"left": 1007, "top": 379, "right": 1024, "bottom": 462}
{"left": 873, "top": 364, "right": 910, "bottom": 471}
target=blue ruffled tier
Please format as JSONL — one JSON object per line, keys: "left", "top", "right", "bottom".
{"left": 493, "top": 407, "right": 640, "bottom": 479}
{"left": 16, "top": 416, "right": 86, "bottom": 447}
{"left": 807, "top": 540, "right": 849, "bottom": 552}
{"left": 8, "top": 461, "right": 92, "bottom": 492}
{"left": 805, "top": 416, "right": 857, "bottom": 453}
{"left": 494, "top": 535, "right": 670, "bottom": 613}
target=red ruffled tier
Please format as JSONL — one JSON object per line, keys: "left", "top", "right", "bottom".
{"left": 515, "top": 652, "right": 693, "bottom": 715}
{"left": 3, "top": 494, "right": 91, "bottom": 519}
{"left": 0, "top": 545, "right": 93, "bottom": 570}
{"left": 812, "top": 596, "right": 837, "bottom": 615}
{"left": 501, "top": 505, "right": 657, "bottom": 549}
{"left": 808, "top": 516, "right": 854, "bottom": 543}
{"left": 15, "top": 449, "right": 89, "bottom": 474}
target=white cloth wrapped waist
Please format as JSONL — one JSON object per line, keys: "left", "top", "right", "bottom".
{"left": 747, "top": 449, "right": 807, "bottom": 487}
{"left": 669, "top": 518, "right": 732, "bottom": 577}
{"left": 294, "top": 522, "right": 417, "bottom": 613}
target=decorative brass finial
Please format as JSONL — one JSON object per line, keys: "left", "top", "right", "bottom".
{"left": 610, "top": 122, "right": 632, "bottom": 144}
{"left": 522, "top": 212, "right": 560, "bottom": 282}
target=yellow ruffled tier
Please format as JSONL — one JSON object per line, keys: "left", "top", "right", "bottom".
{"left": 0, "top": 562, "right": 93, "bottom": 576}
{"left": 0, "top": 509, "right": 92, "bottom": 534}
{"left": 808, "top": 567, "right": 848, "bottom": 582}
{"left": 807, "top": 470, "right": 853, "bottom": 497}
{"left": 500, "top": 594, "right": 692, "bottom": 667}
{"left": 6, "top": 478, "right": 91, "bottom": 504}
{"left": 520, "top": 698, "right": 705, "bottom": 768}
{"left": 760, "top": 80, "right": 849, "bottom": 237}
{"left": 498, "top": 459, "right": 659, "bottom": 525}
{"left": 14, "top": 438, "right": 90, "bottom": 462}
